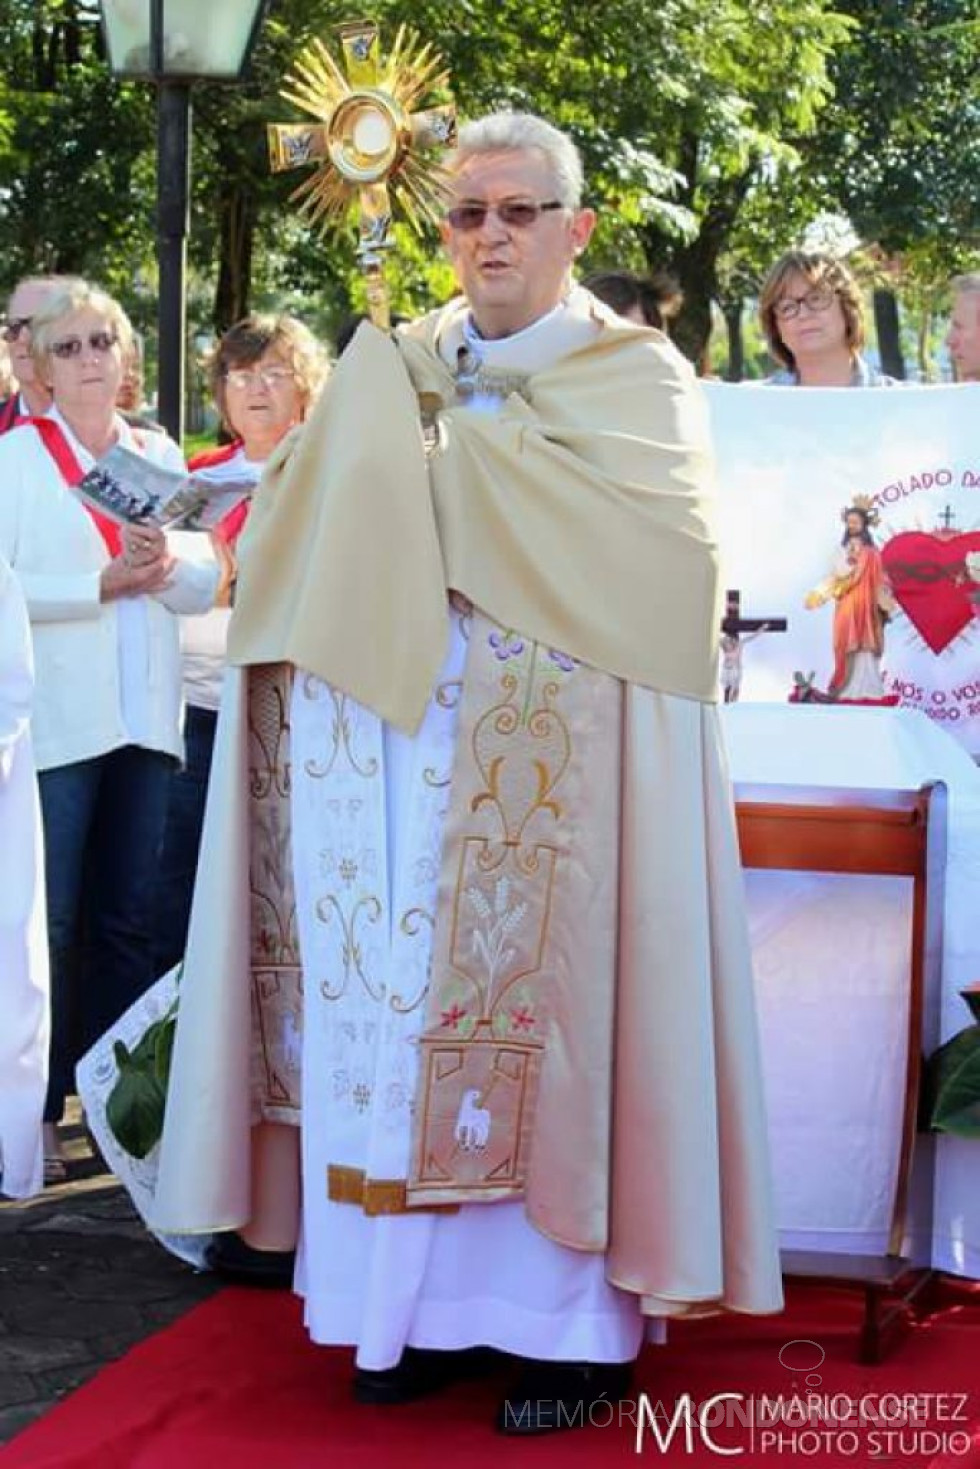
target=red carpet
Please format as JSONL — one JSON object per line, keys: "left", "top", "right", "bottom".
{"left": 3, "top": 1282, "right": 978, "bottom": 1468}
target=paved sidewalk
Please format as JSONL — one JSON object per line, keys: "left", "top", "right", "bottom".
{"left": 0, "top": 1104, "right": 217, "bottom": 1446}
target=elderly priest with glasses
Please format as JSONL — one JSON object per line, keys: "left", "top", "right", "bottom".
{"left": 155, "top": 111, "right": 782, "bottom": 1434}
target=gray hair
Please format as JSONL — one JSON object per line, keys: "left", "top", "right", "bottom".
{"left": 31, "top": 281, "right": 134, "bottom": 378}
{"left": 449, "top": 112, "right": 584, "bottom": 208}
{"left": 952, "top": 272, "right": 980, "bottom": 298}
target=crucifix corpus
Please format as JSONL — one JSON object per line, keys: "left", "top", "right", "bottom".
{"left": 266, "top": 20, "right": 457, "bottom": 331}
{"left": 720, "top": 589, "right": 788, "bottom": 705}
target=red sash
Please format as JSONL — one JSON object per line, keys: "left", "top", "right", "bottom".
{"left": 188, "top": 438, "right": 252, "bottom": 546}
{"left": 187, "top": 440, "right": 243, "bottom": 472}
{"left": 28, "top": 417, "right": 123, "bottom": 557}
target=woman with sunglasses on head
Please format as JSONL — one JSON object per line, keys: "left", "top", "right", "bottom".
{"left": 759, "top": 250, "right": 896, "bottom": 387}
{"left": 0, "top": 280, "right": 218, "bottom": 1183}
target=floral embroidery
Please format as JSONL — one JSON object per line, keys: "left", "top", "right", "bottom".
{"left": 489, "top": 628, "right": 525, "bottom": 661}
{"left": 440, "top": 1002, "right": 468, "bottom": 1029}
{"left": 547, "top": 647, "right": 577, "bottom": 673}
{"left": 509, "top": 1004, "right": 535, "bottom": 1033}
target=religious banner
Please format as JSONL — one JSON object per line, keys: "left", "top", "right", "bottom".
{"left": 707, "top": 382, "right": 980, "bottom": 752}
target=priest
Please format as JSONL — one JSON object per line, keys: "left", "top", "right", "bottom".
{"left": 154, "top": 111, "right": 782, "bottom": 1433}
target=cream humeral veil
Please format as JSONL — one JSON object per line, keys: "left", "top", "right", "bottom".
{"left": 153, "top": 297, "right": 783, "bottom": 1319}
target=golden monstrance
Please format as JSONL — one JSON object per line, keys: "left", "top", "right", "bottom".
{"left": 267, "top": 21, "right": 456, "bottom": 330}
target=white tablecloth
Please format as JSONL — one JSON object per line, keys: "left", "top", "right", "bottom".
{"left": 722, "top": 703, "right": 980, "bottom": 1276}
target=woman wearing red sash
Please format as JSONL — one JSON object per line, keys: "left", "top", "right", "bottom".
{"left": 151, "top": 314, "right": 326, "bottom": 982}
{"left": 0, "top": 281, "right": 218, "bottom": 1182}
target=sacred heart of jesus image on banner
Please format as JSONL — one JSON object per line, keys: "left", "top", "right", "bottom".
{"left": 881, "top": 530, "right": 980, "bottom": 655}
{"left": 705, "top": 380, "right": 980, "bottom": 753}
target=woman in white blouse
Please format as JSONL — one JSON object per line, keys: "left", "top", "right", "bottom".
{"left": 0, "top": 281, "right": 217, "bottom": 1181}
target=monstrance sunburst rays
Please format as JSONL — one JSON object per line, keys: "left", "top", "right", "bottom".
{"left": 267, "top": 21, "right": 456, "bottom": 329}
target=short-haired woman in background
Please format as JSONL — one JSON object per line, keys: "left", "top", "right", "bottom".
{"left": 152, "top": 313, "right": 327, "bottom": 979}
{"left": 759, "top": 250, "right": 895, "bottom": 387}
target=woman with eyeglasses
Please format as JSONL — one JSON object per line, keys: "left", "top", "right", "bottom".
{"left": 151, "top": 314, "right": 327, "bottom": 987}
{"left": 146, "top": 312, "right": 325, "bottom": 1283}
{"left": 0, "top": 280, "right": 218, "bottom": 1182}
{"left": 759, "top": 251, "right": 896, "bottom": 387}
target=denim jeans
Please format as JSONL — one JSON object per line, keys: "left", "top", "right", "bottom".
{"left": 38, "top": 744, "right": 175, "bottom": 1122}
{"left": 151, "top": 704, "right": 218, "bottom": 978}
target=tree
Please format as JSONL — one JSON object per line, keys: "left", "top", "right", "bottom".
{"left": 618, "top": 0, "right": 852, "bottom": 366}
{"left": 803, "top": 0, "right": 980, "bottom": 376}
{"left": 0, "top": 3, "right": 154, "bottom": 302}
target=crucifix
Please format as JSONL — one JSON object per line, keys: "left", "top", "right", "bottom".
{"left": 721, "top": 589, "right": 788, "bottom": 637}
{"left": 936, "top": 504, "right": 957, "bottom": 535}
{"left": 266, "top": 21, "right": 456, "bottom": 330}
{"left": 720, "top": 589, "right": 788, "bottom": 704}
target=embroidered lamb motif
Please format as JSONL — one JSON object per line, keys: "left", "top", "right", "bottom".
{"left": 454, "top": 1088, "right": 491, "bottom": 1152}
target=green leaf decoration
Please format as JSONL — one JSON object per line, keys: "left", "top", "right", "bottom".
{"left": 961, "top": 985, "right": 980, "bottom": 1025}
{"left": 105, "top": 1003, "right": 179, "bottom": 1160}
{"left": 927, "top": 1026, "right": 980, "bottom": 1139}
{"left": 105, "top": 1059, "right": 167, "bottom": 1160}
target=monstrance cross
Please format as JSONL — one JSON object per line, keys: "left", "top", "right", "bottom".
{"left": 267, "top": 21, "right": 456, "bottom": 330}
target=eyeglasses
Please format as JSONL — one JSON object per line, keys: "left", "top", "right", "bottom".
{"left": 50, "top": 331, "right": 119, "bottom": 359}
{"left": 444, "top": 200, "right": 565, "bottom": 232}
{"left": 223, "top": 366, "right": 295, "bottom": 391}
{"left": 2, "top": 317, "right": 33, "bottom": 342}
{"left": 772, "top": 283, "right": 837, "bottom": 321}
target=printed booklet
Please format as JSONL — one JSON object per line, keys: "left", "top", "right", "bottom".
{"left": 75, "top": 444, "right": 251, "bottom": 531}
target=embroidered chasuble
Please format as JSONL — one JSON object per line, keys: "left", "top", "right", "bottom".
{"left": 155, "top": 290, "right": 782, "bottom": 1322}
{"left": 247, "top": 663, "right": 301, "bottom": 1124}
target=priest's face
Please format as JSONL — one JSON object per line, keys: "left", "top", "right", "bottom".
{"left": 441, "top": 149, "right": 595, "bottom": 340}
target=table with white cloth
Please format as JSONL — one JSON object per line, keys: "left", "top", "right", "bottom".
{"left": 722, "top": 703, "right": 980, "bottom": 1278}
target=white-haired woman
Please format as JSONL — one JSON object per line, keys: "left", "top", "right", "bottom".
{"left": 0, "top": 281, "right": 217, "bottom": 1182}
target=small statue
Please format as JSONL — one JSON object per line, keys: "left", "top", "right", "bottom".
{"left": 719, "top": 624, "right": 771, "bottom": 704}
{"left": 804, "top": 498, "right": 896, "bottom": 701}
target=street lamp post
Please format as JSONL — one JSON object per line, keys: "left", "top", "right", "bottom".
{"left": 99, "top": 0, "right": 269, "bottom": 443}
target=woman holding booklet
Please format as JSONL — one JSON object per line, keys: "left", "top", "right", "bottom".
{"left": 0, "top": 280, "right": 218, "bottom": 1183}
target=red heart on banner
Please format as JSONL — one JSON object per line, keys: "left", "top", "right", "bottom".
{"left": 881, "top": 531, "right": 980, "bottom": 654}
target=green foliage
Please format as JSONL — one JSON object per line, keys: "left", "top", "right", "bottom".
{"left": 807, "top": 0, "right": 980, "bottom": 254}
{"left": 925, "top": 988, "right": 980, "bottom": 1140}
{"left": 0, "top": 0, "right": 975, "bottom": 374}
{"left": 105, "top": 1001, "right": 178, "bottom": 1160}
{"left": 0, "top": 5, "right": 154, "bottom": 295}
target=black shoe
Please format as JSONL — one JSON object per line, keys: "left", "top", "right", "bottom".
{"left": 203, "top": 1231, "right": 295, "bottom": 1289}
{"left": 354, "top": 1346, "right": 502, "bottom": 1406}
{"left": 497, "top": 1359, "right": 633, "bottom": 1435}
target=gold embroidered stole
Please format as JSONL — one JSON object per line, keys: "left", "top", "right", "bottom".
{"left": 247, "top": 662, "right": 302, "bottom": 1121}
{"left": 406, "top": 613, "right": 621, "bottom": 1241}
